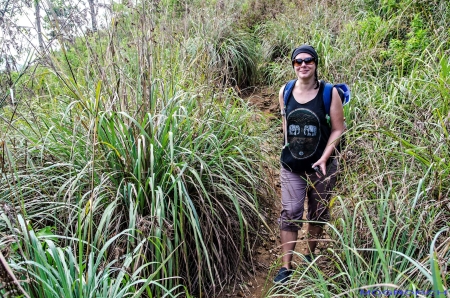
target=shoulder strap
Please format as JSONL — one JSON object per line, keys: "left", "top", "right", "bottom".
{"left": 323, "top": 82, "right": 333, "bottom": 116}
{"left": 283, "top": 79, "right": 297, "bottom": 113}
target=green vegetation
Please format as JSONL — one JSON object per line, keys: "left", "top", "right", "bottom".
{"left": 1, "top": 0, "right": 449, "bottom": 297}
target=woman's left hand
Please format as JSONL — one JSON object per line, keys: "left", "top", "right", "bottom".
{"left": 311, "top": 159, "right": 327, "bottom": 178}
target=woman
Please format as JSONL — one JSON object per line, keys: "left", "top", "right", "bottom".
{"left": 273, "top": 45, "right": 345, "bottom": 283}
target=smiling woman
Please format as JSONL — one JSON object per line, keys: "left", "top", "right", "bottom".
{"left": 273, "top": 44, "right": 345, "bottom": 284}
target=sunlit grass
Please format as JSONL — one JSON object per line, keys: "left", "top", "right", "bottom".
{"left": 1, "top": 0, "right": 450, "bottom": 296}
{"left": 264, "top": 38, "right": 449, "bottom": 298}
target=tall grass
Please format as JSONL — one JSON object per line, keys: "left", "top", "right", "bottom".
{"left": 265, "top": 57, "right": 450, "bottom": 294}
{"left": 256, "top": 0, "right": 450, "bottom": 297}
{"left": 95, "top": 86, "right": 271, "bottom": 293}
{"left": 1, "top": 82, "right": 273, "bottom": 296}
{"left": 0, "top": 0, "right": 274, "bottom": 296}
{"left": 1, "top": 207, "right": 186, "bottom": 297}
{"left": 1, "top": 0, "right": 449, "bottom": 296}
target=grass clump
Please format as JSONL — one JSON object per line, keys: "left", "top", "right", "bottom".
{"left": 0, "top": 0, "right": 276, "bottom": 296}
{"left": 259, "top": 0, "right": 450, "bottom": 296}
{"left": 1, "top": 71, "right": 273, "bottom": 297}
{"left": 1, "top": 0, "right": 450, "bottom": 296}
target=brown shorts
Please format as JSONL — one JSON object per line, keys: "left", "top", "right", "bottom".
{"left": 278, "top": 159, "right": 338, "bottom": 231}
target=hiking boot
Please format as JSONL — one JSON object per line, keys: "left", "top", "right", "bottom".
{"left": 273, "top": 267, "right": 292, "bottom": 284}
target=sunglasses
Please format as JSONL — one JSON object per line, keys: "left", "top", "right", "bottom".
{"left": 292, "top": 57, "right": 315, "bottom": 66}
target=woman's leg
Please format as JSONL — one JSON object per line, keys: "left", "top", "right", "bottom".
{"left": 280, "top": 230, "right": 298, "bottom": 269}
{"left": 306, "top": 224, "right": 323, "bottom": 255}
{"left": 306, "top": 159, "right": 338, "bottom": 254}
{"left": 279, "top": 167, "right": 308, "bottom": 269}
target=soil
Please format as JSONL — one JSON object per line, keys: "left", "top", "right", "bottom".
{"left": 218, "top": 87, "right": 311, "bottom": 298}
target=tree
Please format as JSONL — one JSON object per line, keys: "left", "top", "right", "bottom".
{"left": 43, "top": 0, "right": 87, "bottom": 45}
{"left": 34, "top": 0, "right": 44, "bottom": 53}
{"left": 87, "top": 0, "right": 97, "bottom": 32}
{"left": 0, "top": 0, "right": 34, "bottom": 71}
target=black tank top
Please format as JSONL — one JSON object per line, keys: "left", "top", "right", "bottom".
{"left": 280, "top": 81, "right": 332, "bottom": 173}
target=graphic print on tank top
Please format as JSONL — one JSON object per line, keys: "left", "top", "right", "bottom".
{"left": 286, "top": 108, "right": 321, "bottom": 159}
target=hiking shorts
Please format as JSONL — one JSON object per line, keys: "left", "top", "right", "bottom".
{"left": 278, "top": 159, "right": 338, "bottom": 232}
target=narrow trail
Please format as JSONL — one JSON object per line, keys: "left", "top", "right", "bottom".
{"left": 220, "top": 87, "right": 311, "bottom": 298}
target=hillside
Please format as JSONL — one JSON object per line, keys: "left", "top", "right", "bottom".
{"left": 0, "top": 0, "right": 449, "bottom": 297}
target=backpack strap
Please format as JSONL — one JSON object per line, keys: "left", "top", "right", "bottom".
{"left": 281, "top": 79, "right": 296, "bottom": 148}
{"left": 335, "top": 83, "right": 351, "bottom": 106}
{"left": 323, "top": 82, "right": 351, "bottom": 114}
{"left": 323, "top": 81, "right": 334, "bottom": 116}
{"left": 282, "top": 79, "right": 297, "bottom": 115}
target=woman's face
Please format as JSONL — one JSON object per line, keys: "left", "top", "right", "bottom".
{"left": 293, "top": 53, "right": 316, "bottom": 80}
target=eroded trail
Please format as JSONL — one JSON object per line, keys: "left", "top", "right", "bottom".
{"left": 220, "top": 87, "right": 311, "bottom": 298}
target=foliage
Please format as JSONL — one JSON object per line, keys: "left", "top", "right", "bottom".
{"left": 1, "top": 212, "right": 186, "bottom": 297}
{"left": 1, "top": 0, "right": 450, "bottom": 296}
{"left": 260, "top": 0, "right": 450, "bottom": 296}
{"left": 96, "top": 87, "right": 271, "bottom": 293}
{"left": 380, "top": 14, "right": 432, "bottom": 74}
{"left": 1, "top": 1, "right": 274, "bottom": 296}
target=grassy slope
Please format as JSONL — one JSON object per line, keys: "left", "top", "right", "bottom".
{"left": 259, "top": 0, "right": 450, "bottom": 296}
{"left": 0, "top": 0, "right": 449, "bottom": 296}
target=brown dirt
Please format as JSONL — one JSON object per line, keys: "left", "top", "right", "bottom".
{"left": 217, "top": 87, "right": 312, "bottom": 298}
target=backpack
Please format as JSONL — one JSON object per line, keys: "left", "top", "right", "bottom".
{"left": 282, "top": 79, "right": 351, "bottom": 149}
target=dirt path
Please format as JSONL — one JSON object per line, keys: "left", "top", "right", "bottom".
{"left": 219, "top": 87, "right": 310, "bottom": 298}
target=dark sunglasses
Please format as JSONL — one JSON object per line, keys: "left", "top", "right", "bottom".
{"left": 292, "top": 57, "right": 315, "bottom": 66}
